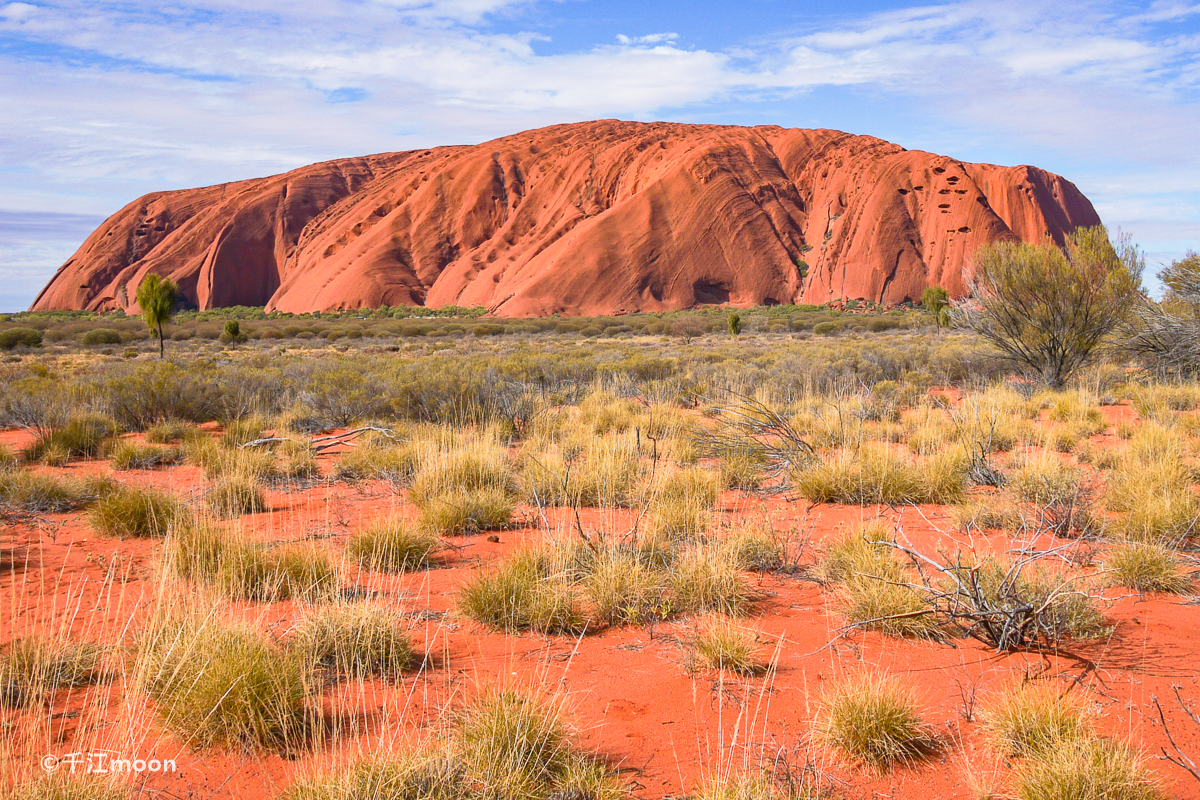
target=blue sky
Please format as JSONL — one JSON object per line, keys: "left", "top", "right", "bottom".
{"left": 1, "top": 0, "right": 1198, "bottom": 311}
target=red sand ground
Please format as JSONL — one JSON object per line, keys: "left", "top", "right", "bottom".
{"left": 3, "top": 412, "right": 1200, "bottom": 799}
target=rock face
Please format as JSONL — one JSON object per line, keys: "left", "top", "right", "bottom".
{"left": 32, "top": 120, "right": 1102, "bottom": 315}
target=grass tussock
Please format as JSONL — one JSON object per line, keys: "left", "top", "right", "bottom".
{"left": 720, "top": 528, "right": 787, "bottom": 572}
{"left": 23, "top": 413, "right": 119, "bottom": 463}
{"left": 981, "top": 684, "right": 1090, "bottom": 758}
{"left": 208, "top": 474, "right": 266, "bottom": 517}
{"left": 291, "top": 603, "right": 416, "bottom": 678}
{"left": 817, "top": 673, "right": 933, "bottom": 769}
{"left": 820, "top": 524, "right": 938, "bottom": 639}
{"left": 109, "top": 440, "right": 184, "bottom": 470}
{"left": 688, "top": 617, "right": 764, "bottom": 675}
{"left": 144, "top": 419, "right": 203, "bottom": 444}
{"left": 668, "top": 543, "right": 753, "bottom": 617}
{"left": 457, "top": 550, "right": 586, "bottom": 634}
{"left": 416, "top": 487, "right": 513, "bottom": 535}
{"left": 794, "top": 445, "right": 965, "bottom": 505}
{"left": 583, "top": 547, "right": 667, "bottom": 625}
{"left": 1014, "top": 737, "right": 1162, "bottom": 800}
{"left": 1104, "top": 541, "right": 1193, "bottom": 594}
{"left": 0, "top": 470, "right": 93, "bottom": 512}
{"left": 9, "top": 775, "right": 128, "bottom": 800}
{"left": 138, "top": 610, "right": 309, "bottom": 750}
{"left": 347, "top": 517, "right": 439, "bottom": 572}
{"left": 168, "top": 524, "right": 341, "bottom": 602}
{"left": 0, "top": 636, "right": 107, "bottom": 706}
{"left": 333, "top": 441, "right": 419, "bottom": 484}
{"left": 520, "top": 434, "right": 644, "bottom": 508}
{"left": 1104, "top": 457, "right": 1200, "bottom": 545}
{"left": 88, "top": 485, "right": 185, "bottom": 538}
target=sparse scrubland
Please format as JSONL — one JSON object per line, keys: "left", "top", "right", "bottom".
{"left": 3, "top": 290, "right": 1200, "bottom": 800}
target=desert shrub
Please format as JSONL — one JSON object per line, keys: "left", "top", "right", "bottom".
{"left": 669, "top": 544, "right": 752, "bottom": 616}
{"left": 962, "top": 227, "right": 1142, "bottom": 388}
{"left": 0, "top": 636, "right": 106, "bottom": 706}
{"left": 208, "top": 474, "right": 266, "bottom": 517}
{"left": 24, "top": 413, "right": 119, "bottom": 462}
{"left": 291, "top": 604, "right": 415, "bottom": 678}
{"left": 816, "top": 673, "right": 932, "bottom": 769}
{"left": 1104, "top": 541, "right": 1192, "bottom": 593}
{"left": 82, "top": 328, "right": 123, "bottom": 346}
{"left": 89, "top": 485, "right": 185, "bottom": 538}
{"left": 109, "top": 441, "right": 184, "bottom": 470}
{"left": 688, "top": 617, "right": 763, "bottom": 675}
{"left": 981, "top": 683, "right": 1090, "bottom": 758}
{"left": 457, "top": 550, "right": 585, "bottom": 634}
{"left": 0, "top": 327, "right": 43, "bottom": 349}
{"left": 0, "top": 470, "right": 92, "bottom": 512}
{"left": 138, "top": 613, "right": 309, "bottom": 750}
{"left": 144, "top": 419, "right": 202, "bottom": 444}
{"left": 347, "top": 518, "right": 439, "bottom": 572}
{"left": 938, "top": 556, "right": 1109, "bottom": 647}
{"left": 793, "top": 445, "right": 965, "bottom": 505}
{"left": 416, "top": 487, "right": 513, "bottom": 535}
{"left": 1014, "top": 737, "right": 1162, "bottom": 800}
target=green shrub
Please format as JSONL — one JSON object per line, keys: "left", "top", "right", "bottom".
{"left": 89, "top": 486, "right": 185, "bottom": 538}
{"left": 82, "top": 328, "right": 123, "bottom": 346}
{"left": 0, "top": 327, "right": 43, "bottom": 349}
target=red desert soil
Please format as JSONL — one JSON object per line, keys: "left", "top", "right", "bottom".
{"left": 3, "top": 415, "right": 1200, "bottom": 799}
{"left": 31, "top": 120, "right": 1100, "bottom": 316}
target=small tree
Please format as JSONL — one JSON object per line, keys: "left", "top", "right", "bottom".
{"left": 220, "top": 320, "right": 248, "bottom": 346}
{"left": 727, "top": 311, "right": 742, "bottom": 337}
{"left": 921, "top": 286, "right": 950, "bottom": 333}
{"left": 959, "top": 226, "right": 1142, "bottom": 389}
{"left": 136, "top": 273, "right": 178, "bottom": 359}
